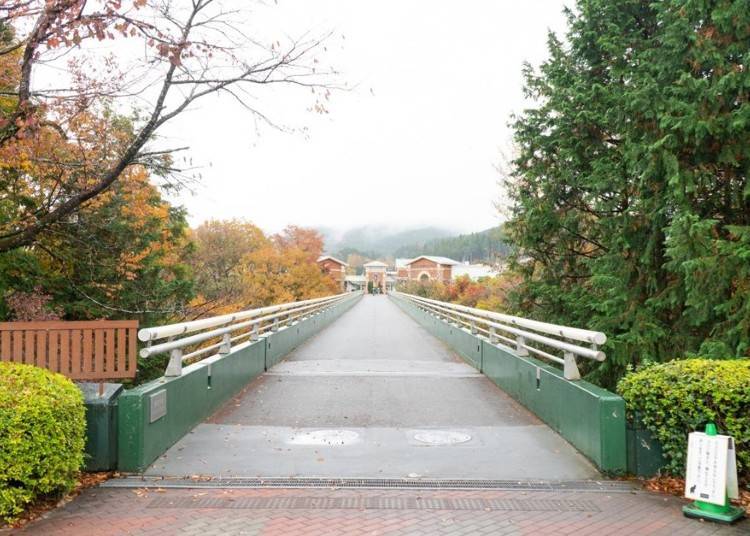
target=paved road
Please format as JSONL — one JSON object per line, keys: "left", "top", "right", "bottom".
{"left": 145, "top": 295, "right": 597, "bottom": 480}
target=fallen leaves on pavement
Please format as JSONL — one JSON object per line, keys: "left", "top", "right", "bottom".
{"left": 644, "top": 475, "right": 750, "bottom": 515}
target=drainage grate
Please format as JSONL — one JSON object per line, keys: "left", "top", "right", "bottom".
{"left": 103, "top": 477, "right": 636, "bottom": 493}
{"left": 146, "top": 496, "right": 601, "bottom": 512}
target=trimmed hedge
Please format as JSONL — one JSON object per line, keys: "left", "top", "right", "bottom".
{"left": 0, "top": 363, "right": 86, "bottom": 522}
{"left": 618, "top": 359, "right": 750, "bottom": 481}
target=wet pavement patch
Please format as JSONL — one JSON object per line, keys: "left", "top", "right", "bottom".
{"left": 286, "top": 429, "right": 360, "bottom": 446}
{"left": 413, "top": 430, "right": 472, "bottom": 445}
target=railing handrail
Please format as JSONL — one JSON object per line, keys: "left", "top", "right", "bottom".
{"left": 138, "top": 292, "right": 360, "bottom": 377}
{"left": 138, "top": 293, "right": 349, "bottom": 342}
{"left": 391, "top": 291, "right": 606, "bottom": 380}
{"left": 139, "top": 298, "right": 342, "bottom": 359}
{"left": 393, "top": 292, "right": 606, "bottom": 345}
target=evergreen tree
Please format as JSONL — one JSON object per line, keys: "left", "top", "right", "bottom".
{"left": 507, "top": 0, "right": 750, "bottom": 387}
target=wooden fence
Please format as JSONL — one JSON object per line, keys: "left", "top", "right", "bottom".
{"left": 0, "top": 321, "right": 139, "bottom": 380}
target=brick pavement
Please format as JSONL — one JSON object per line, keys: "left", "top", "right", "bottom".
{"left": 11, "top": 486, "right": 748, "bottom": 535}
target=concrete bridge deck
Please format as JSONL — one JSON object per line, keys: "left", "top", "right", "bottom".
{"left": 145, "top": 296, "right": 598, "bottom": 480}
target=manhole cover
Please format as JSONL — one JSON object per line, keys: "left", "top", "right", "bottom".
{"left": 287, "top": 430, "right": 360, "bottom": 446}
{"left": 413, "top": 431, "right": 471, "bottom": 445}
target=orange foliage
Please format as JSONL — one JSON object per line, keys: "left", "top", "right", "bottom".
{"left": 272, "top": 226, "right": 325, "bottom": 264}
{"left": 188, "top": 221, "right": 338, "bottom": 317}
{"left": 399, "top": 273, "right": 520, "bottom": 312}
{"left": 242, "top": 245, "right": 338, "bottom": 308}
{"left": 188, "top": 220, "right": 268, "bottom": 315}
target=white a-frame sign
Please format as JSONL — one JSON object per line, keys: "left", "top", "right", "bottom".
{"left": 684, "top": 432, "right": 739, "bottom": 505}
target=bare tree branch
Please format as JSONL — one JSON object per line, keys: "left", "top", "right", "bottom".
{"left": 0, "top": 0, "right": 336, "bottom": 252}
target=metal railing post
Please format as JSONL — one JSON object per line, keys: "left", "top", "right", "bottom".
{"left": 489, "top": 326, "right": 498, "bottom": 344}
{"left": 272, "top": 317, "right": 279, "bottom": 332}
{"left": 515, "top": 335, "right": 529, "bottom": 356}
{"left": 165, "top": 348, "right": 183, "bottom": 376}
{"left": 470, "top": 320, "right": 478, "bottom": 335}
{"left": 563, "top": 351, "right": 581, "bottom": 380}
{"left": 219, "top": 332, "right": 231, "bottom": 354}
{"left": 251, "top": 323, "right": 259, "bottom": 341}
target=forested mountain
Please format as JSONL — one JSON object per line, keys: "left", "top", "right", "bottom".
{"left": 394, "top": 227, "right": 509, "bottom": 263}
{"left": 320, "top": 225, "right": 508, "bottom": 264}
{"left": 321, "top": 226, "right": 455, "bottom": 258}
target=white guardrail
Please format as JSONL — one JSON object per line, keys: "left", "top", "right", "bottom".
{"left": 138, "top": 292, "right": 358, "bottom": 376}
{"left": 391, "top": 291, "right": 606, "bottom": 380}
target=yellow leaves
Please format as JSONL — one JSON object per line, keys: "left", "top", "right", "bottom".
{"left": 116, "top": 167, "right": 169, "bottom": 229}
{"left": 240, "top": 242, "right": 337, "bottom": 308}
{"left": 188, "top": 220, "right": 336, "bottom": 315}
{"left": 59, "top": 164, "right": 188, "bottom": 293}
{"left": 272, "top": 226, "right": 325, "bottom": 264}
{"left": 0, "top": 104, "right": 132, "bottom": 233}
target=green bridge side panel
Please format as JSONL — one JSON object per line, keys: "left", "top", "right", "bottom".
{"left": 266, "top": 311, "right": 324, "bottom": 369}
{"left": 427, "top": 315, "right": 440, "bottom": 336}
{"left": 117, "top": 341, "right": 265, "bottom": 472}
{"left": 264, "top": 325, "right": 299, "bottom": 369}
{"left": 426, "top": 314, "right": 442, "bottom": 338}
{"left": 393, "top": 297, "right": 439, "bottom": 337}
{"left": 444, "top": 325, "right": 483, "bottom": 371}
{"left": 206, "top": 342, "right": 266, "bottom": 413}
{"left": 482, "top": 342, "right": 626, "bottom": 473}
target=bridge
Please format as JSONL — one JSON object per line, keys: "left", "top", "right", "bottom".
{"left": 100, "top": 290, "right": 627, "bottom": 481}
{"left": 140, "top": 295, "right": 598, "bottom": 481}
{"left": 21, "top": 292, "right": 747, "bottom": 535}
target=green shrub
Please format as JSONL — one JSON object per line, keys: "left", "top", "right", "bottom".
{"left": 617, "top": 359, "right": 750, "bottom": 481}
{"left": 0, "top": 363, "right": 86, "bottom": 522}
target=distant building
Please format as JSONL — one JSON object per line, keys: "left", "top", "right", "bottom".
{"left": 344, "top": 274, "right": 367, "bottom": 292}
{"left": 401, "top": 256, "right": 459, "bottom": 284}
{"left": 317, "top": 255, "right": 348, "bottom": 290}
{"left": 452, "top": 262, "right": 499, "bottom": 280}
{"left": 363, "top": 260, "right": 389, "bottom": 293}
{"left": 397, "top": 256, "right": 499, "bottom": 284}
{"left": 395, "top": 258, "right": 411, "bottom": 281}
{"left": 344, "top": 255, "right": 497, "bottom": 292}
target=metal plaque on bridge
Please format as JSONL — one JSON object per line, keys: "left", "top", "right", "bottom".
{"left": 149, "top": 390, "right": 167, "bottom": 423}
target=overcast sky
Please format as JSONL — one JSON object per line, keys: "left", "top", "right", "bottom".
{"left": 162, "top": 1, "right": 570, "bottom": 234}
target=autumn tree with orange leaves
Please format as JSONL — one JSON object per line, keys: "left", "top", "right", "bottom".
{"left": 272, "top": 226, "right": 325, "bottom": 264}
{"left": 0, "top": 19, "right": 194, "bottom": 322}
{"left": 187, "top": 220, "right": 268, "bottom": 318}
{"left": 0, "top": 163, "right": 194, "bottom": 324}
{"left": 0, "top": 5, "right": 339, "bottom": 324}
{"left": 398, "top": 273, "right": 519, "bottom": 311}
{"left": 188, "top": 220, "right": 338, "bottom": 317}
{"left": 0, "top": 1, "right": 334, "bottom": 252}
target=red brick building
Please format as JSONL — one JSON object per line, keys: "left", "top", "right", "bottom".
{"left": 399, "top": 256, "right": 459, "bottom": 284}
{"left": 317, "top": 256, "right": 348, "bottom": 290}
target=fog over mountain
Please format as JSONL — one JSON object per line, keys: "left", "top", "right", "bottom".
{"left": 319, "top": 225, "right": 456, "bottom": 259}
{"left": 318, "top": 225, "right": 509, "bottom": 264}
